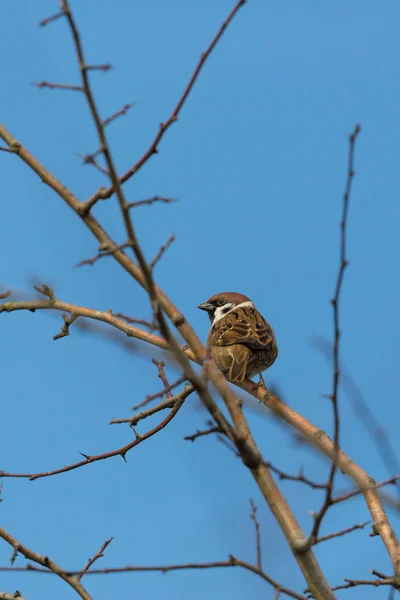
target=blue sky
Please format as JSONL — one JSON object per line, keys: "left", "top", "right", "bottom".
{"left": 1, "top": 1, "right": 400, "bottom": 598}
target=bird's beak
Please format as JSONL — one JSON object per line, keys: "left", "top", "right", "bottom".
{"left": 198, "top": 301, "right": 214, "bottom": 312}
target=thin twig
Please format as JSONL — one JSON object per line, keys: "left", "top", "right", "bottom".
{"left": 132, "top": 376, "right": 186, "bottom": 410}
{"left": 0, "top": 558, "right": 305, "bottom": 599}
{"left": 314, "top": 520, "right": 370, "bottom": 545}
{"left": 84, "top": 64, "right": 112, "bottom": 72}
{"left": 102, "top": 103, "right": 134, "bottom": 127}
{"left": 304, "top": 124, "right": 361, "bottom": 549}
{"left": 150, "top": 234, "right": 175, "bottom": 269}
{"left": 115, "top": 313, "right": 156, "bottom": 330}
{"left": 250, "top": 500, "right": 262, "bottom": 570}
{"left": 33, "top": 81, "right": 83, "bottom": 92}
{"left": 77, "top": 153, "right": 109, "bottom": 176}
{"left": 127, "top": 196, "right": 176, "bottom": 209}
{"left": 76, "top": 242, "right": 131, "bottom": 267}
{"left": 152, "top": 359, "right": 172, "bottom": 397}
{"left": 0, "top": 385, "right": 193, "bottom": 480}
{"left": 184, "top": 423, "right": 222, "bottom": 442}
{"left": 39, "top": 11, "right": 64, "bottom": 27}
{"left": 110, "top": 392, "right": 181, "bottom": 426}
{"left": 77, "top": 537, "right": 113, "bottom": 581}
{"left": 331, "top": 577, "right": 398, "bottom": 592}
{"left": 84, "top": 0, "right": 247, "bottom": 207}
{"left": 0, "top": 526, "right": 93, "bottom": 600}
{"left": 266, "top": 463, "right": 327, "bottom": 491}
{"left": 314, "top": 336, "right": 400, "bottom": 497}
{"left": 333, "top": 474, "right": 400, "bottom": 505}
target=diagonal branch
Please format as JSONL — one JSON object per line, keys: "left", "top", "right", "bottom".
{"left": 84, "top": 0, "right": 247, "bottom": 209}
{"left": 0, "top": 385, "right": 194, "bottom": 480}
{"left": 0, "top": 526, "right": 92, "bottom": 600}
{"left": 77, "top": 537, "right": 113, "bottom": 581}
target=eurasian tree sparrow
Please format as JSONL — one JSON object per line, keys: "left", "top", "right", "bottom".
{"left": 198, "top": 292, "right": 278, "bottom": 385}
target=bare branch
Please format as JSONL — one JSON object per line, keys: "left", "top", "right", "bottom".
{"left": 77, "top": 152, "right": 109, "bottom": 176}
{"left": 39, "top": 11, "right": 64, "bottom": 27}
{"left": 77, "top": 537, "right": 113, "bottom": 581}
{"left": 184, "top": 422, "right": 222, "bottom": 442}
{"left": 110, "top": 389, "right": 184, "bottom": 426}
{"left": 331, "top": 577, "right": 399, "bottom": 592}
{"left": 314, "top": 521, "right": 370, "bottom": 545}
{"left": 84, "top": 64, "right": 112, "bottom": 72}
{"left": 0, "top": 385, "right": 194, "bottom": 480}
{"left": 150, "top": 234, "right": 175, "bottom": 269}
{"left": 266, "top": 463, "right": 327, "bottom": 490}
{"left": 250, "top": 500, "right": 262, "bottom": 570}
{"left": 0, "top": 526, "right": 93, "bottom": 600}
{"left": 303, "top": 124, "right": 361, "bottom": 549}
{"left": 33, "top": 80, "right": 83, "bottom": 92}
{"left": 152, "top": 359, "right": 172, "bottom": 397}
{"left": 126, "top": 196, "right": 176, "bottom": 209}
{"left": 0, "top": 289, "right": 173, "bottom": 352}
{"left": 333, "top": 474, "right": 400, "bottom": 506}
{"left": 132, "top": 375, "right": 186, "bottom": 410}
{"left": 76, "top": 242, "right": 131, "bottom": 267}
{"left": 102, "top": 103, "right": 134, "bottom": 127}
{"left": 0, "top": 558, "right": 306, "bottom": 599}
{"left": 314, "top": 336, "right": 400, "bottom": 496}
{"left": 85, "top": 0, "right": 247, "bottom": 206}
{"left": 115, "top": 313, "right": 156, "bottom": 330}
{"left": 53, "top": 312, "right": 79, "bottom": 341}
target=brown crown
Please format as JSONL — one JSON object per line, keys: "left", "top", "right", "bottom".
{"left": 206, "top": 292, "right": 251, "bottom": 305}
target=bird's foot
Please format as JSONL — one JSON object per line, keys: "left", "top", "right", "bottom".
{"left": 245, "top": 373, "right": 267, "bottom": 393}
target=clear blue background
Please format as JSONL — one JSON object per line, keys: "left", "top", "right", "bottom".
{"left": 1, "top": 1, "right": 399, "bottom": 598}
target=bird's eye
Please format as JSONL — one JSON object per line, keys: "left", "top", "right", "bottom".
{"left": 217, "top": 299, "right": 225, "bottom": 306}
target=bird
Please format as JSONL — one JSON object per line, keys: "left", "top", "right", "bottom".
{"left": 198, "top": 292, "right": 278, "bottom": 386}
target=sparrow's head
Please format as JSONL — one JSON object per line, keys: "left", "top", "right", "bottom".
{"left": 198, "top": 292, "right": 254, "bottom": 325}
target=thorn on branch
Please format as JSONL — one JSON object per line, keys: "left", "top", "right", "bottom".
{"left": 150, "top": 234, "right": 175, "bottom": 269}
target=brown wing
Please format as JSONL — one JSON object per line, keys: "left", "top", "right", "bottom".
{"left": 212, "top": 305, "right": 274, "bottom": 350}
{"left": 210, "top": 344, "right": 252, "bottom": 383}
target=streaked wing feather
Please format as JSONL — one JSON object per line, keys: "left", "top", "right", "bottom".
{"left": 213, "top": 305, "right": 273, "bottom": 350}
